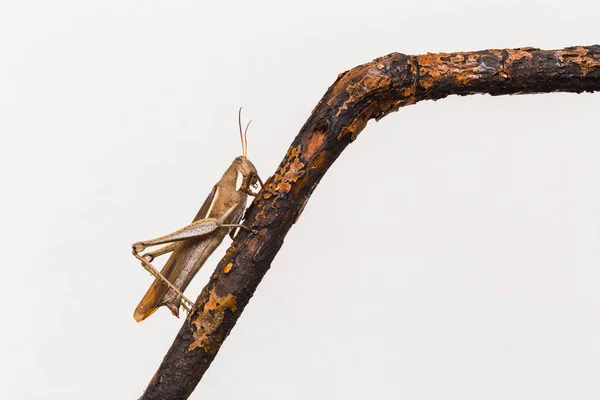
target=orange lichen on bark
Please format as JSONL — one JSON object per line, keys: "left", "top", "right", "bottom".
{"left": 387, "top": 84, "right": 418, "bottom": 113}
{"left": 223, "top": 263, "right": 233, "bottom": 274}
{"left": 325, "top": 54, "right": 408, "bottom": 114}
{"left": 253, "top": 199, "right": 278, "bottom": 225}
{"left": 557, "top": 46, "right": 600, "bottom": 76}
{"left": 189, "top": 287, "right": 238, "bottom": 354}
{"left": 346, "top": 72, "right": 392, "bottom": 105}
{"left": 417, "top": 52, "right": 487, "bottom": 91}
{"left": 504, "top": 48, "right": 535, "bottom": 63}
{"left": 335, "top": 57, "right": 417, "bottom": 140}
{"left": 501, "top": 48, "right": 535, "bottom": 78}
{"left": 265, "top": 146, "right": 305, "bottom": 195}
{"left": 335, "top": 67, "right": 395, "bottom": 117}
{"left": 324, "top": 68, "right": 363, "bottom": 107}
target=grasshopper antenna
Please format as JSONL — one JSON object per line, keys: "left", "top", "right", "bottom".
{"left": 238, "top": 107, "right": 252, "bottom": 158}
{"left": 238, "top": 107, "right": 246, "bottom": 158}
{"left": 243, "top": 120, "right": 252, "bottom": 158}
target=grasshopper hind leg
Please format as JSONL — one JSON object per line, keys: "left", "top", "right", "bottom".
{"left": 132, "top": 205, "right": 245, "bottom": 318}
{"left": 139, "top": 242, "right": 178, "bottom": 263}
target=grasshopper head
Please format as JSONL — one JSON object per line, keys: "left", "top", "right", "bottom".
{"left": 233, "top": 156, "right": 259, "bottom": 190}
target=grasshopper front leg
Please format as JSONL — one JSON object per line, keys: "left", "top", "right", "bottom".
{"left": 241, "top": 173, "right": 275, "bottom": 197}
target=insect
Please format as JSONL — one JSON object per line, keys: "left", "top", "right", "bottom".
{"left": 132, "top": 109, "right": 264, "bottom": 322}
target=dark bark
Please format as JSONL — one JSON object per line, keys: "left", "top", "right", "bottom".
{"left": 140, "top": 45, "right": 600, "bottom": 400}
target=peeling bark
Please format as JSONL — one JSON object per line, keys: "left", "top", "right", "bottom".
{"left": 139, "top": 45, "right": 600, "bottom": 400}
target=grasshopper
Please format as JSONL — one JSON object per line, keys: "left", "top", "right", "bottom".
{"left": 132, "top": 109, "right": 264, "bottom": 322}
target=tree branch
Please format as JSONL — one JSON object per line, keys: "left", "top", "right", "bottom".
{"left": 140, "top": 45, "right": 600, "bottom": 400}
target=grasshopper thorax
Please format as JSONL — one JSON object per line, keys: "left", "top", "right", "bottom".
{"left": 217, "top": 156, "right": 257, "bottom": 192}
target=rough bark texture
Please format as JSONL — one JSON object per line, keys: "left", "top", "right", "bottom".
{"left": 140, "top": 45, "right": 600, "bottom": 400}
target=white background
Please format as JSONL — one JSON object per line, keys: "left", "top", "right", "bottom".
{"left": 1, "top": 1, "right": 599, "bottom": 399}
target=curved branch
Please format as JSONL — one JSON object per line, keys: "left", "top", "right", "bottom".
{"left": 140, "top": 45, "right": 600, "bottom": 400}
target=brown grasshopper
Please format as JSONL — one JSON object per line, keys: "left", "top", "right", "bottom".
{"left": 132, "top": 109, "right": 264, "bottom": 322}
